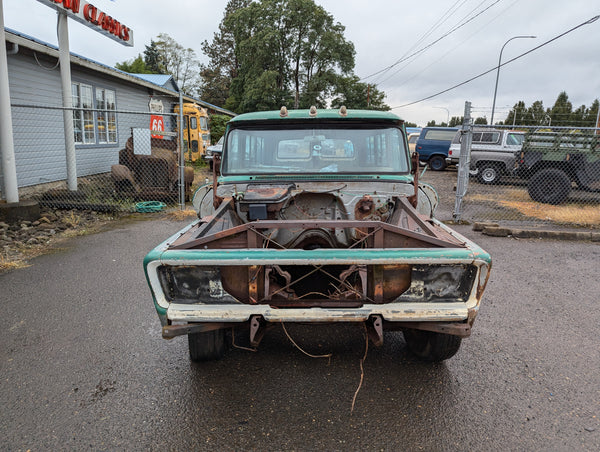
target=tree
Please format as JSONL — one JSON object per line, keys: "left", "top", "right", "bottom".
{"left": 550, "top": 91, "right": 572, "bottom": 126}
{"left": 504, "top": 101, "right": 527, "bottom": 126}
{"left": 448, "top": 116, "right": 462, "bottom": 127}
{"left": 154, "top": 33, "right": 200, "bottom": 95}
{"left": 144, "top": 40, "right": 164, "bottom": 74}
{"left": 330, "top": 76, "right": 389, "bottom": 110}
{"left": 115, "top": 55, "right": 152, "bottom": 74}
{"left": 209, "top": 114, "right": 231, "bottom": 143}
{"left": 584, "top": 99, "right": 599, "bottom": 127}
{"left": 198, "top": 0, "right": 250, "bottom": 106}
{"left": 474, "top": 117, "right": 487, "bottom": 125}
{"left": 200, "top": 0, "right": 386, "bottom": 113}
{"left": 527, "top": 100, "right": 548, "bottom": 125}
{"left": 502, "top": 94, "right": 600, "bottom": 127}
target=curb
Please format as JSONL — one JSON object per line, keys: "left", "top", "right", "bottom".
{"left": 472, "top": 222, "right": 600, "bottom": 242}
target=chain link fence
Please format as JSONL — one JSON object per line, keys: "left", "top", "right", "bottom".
{"left": 440, "top": 124, "right": 600, "bottom": 229}
{"left": 2, "top": 100, "right": 208, "bottom": 212}
{"left": 3, "top": 104, "right": 598, "bottom": 230}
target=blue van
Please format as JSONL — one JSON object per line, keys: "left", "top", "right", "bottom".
{"left": 415, "top": 127, "right": 459, "bottom": 171}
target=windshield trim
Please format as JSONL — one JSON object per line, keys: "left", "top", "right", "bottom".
{"left": 221, "top": 123, "right": 410, "bottom": 176}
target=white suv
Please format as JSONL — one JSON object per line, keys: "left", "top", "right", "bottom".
{"left": 446, "top": 129, "right": 524, "bottom": 184}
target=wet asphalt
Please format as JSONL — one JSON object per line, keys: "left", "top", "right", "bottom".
{"left": 1, "top": 212, "right": 599, "bottom": 451}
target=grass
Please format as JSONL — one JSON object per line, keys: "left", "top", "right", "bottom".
{"left": 467, "top": 190, "right": 600, "bottom": 227}
{"left": 0, "top": 253, "right": 31, "bottom": 272}
{"left": 164, "top": 208, "right": 198, "bottom": 220}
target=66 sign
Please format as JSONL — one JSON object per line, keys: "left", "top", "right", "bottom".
{"left": 150, "top": 115, "right": 164, "bottom": 139}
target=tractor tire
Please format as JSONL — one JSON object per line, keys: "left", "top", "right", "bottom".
{"left": 528, "top": 168, "right": 571, "bottom": 205}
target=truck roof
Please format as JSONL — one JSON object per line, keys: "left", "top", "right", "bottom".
{"left": 229, "top": 108, "right": 403, "bottom": 123}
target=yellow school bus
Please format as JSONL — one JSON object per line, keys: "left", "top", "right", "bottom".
{"left": 174, "top": 103, "right": 211, "bottom": 162}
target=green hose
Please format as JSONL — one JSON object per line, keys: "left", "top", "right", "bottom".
{"left": 135, "top": 201, "right": 167, "bottom": 213}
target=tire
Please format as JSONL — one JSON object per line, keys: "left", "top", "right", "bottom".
{"left": 188, "top": 328, "right": 226, "bottom": 362}
{"left": 428, "top": 155, "right": 446, "bottom": 171}
{"left": 476, "top": 163, "right": 501, "bottom": 185}
{"left": 403, "top": 329, "right": 462, "bottom": 362}
{"left": 184, "top": 183, "right": 192, "bottom": 202}
{"left": 527, "top": 168, "right": 571, "bottom": 205}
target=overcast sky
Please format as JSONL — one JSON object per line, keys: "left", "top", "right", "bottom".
{"left": 4, "top": 0, "right": 600, "bottom": 126}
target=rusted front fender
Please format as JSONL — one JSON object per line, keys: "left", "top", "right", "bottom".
{"left": 111, "top": 164, "right": 134, "bottom": 184}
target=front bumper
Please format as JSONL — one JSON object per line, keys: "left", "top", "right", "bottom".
{"left": 166, "top": 301, "right": 469, "bottom": 323}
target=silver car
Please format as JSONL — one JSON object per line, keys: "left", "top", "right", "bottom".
{"left": 204, "top": 136, "right": 224, "bottom": 170}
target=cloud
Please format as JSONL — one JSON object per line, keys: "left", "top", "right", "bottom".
{"left": 4, "top": 0, "right": 600, "bottom": 126}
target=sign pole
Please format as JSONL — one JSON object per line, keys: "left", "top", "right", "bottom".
{"left": 0, "top": 0, "right": 19, "bottom": 202}
{"left": 57, "top": 11, "right": 78, "bottom": 191}
{"left": 179, "top": 91, "right": 185, "bottom": 209}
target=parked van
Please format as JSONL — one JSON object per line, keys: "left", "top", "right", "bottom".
{"left": 415, "top": 127, "right": 459, "bottom": 171}
{"left": 446, "top": 128, "right": 524, "bottom": 184}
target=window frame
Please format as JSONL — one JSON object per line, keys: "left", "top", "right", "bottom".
{"left": 71, "top": 81, "right": 118, "bottom": 146}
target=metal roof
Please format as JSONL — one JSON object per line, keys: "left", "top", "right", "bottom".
{"left": 128, "top": 73, "right": 174, "bottom": 87}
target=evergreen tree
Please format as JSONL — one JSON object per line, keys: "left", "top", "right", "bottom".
{"left": 550, "top": 91, "right": 572, "bottom": 126}
{"left": 144, "top": 40, "right": 164, "bottom": 74}
{"left": 115, "top": 55, "right": 152, "bottom": 74}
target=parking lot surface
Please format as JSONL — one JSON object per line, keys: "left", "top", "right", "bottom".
{"left": 1, "top": 214, "right": 599, "bottom": 450}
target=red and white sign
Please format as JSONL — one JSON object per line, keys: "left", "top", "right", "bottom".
{"left": 150, "top": 115, "right": 164, "bottom": 139}
{"left": 35, "top": 0, "right": 134, "bottom": 47}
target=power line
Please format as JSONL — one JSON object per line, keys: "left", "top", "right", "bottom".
{"left": 374, "top": 0, "right": 468, "bottom": 83}
{"left": 391, "top": 14, "right": 600, "bottom": 110}
{"left": 379, "top": 0, "right": 518, "bottom": 91}
{"left": 373, "top": 0, "right": 495, "bottom": 85}
{"left": 362, "top": 0, "right": 503, "bottom": 82}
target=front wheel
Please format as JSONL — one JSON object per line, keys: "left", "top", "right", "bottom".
{"left": 477, "top": 163, "right": 501, "bottom": 184}
{"left": 528, "top": 168, "right": 571, "bottom": 205}
{"left": 403, "top": 329, "right": 462, "bottom": 362}
{"left": 188, "top": 328, "right": 226, "bottom": 362}
{"left": 428, "top": 155, "right": 447, "bottom": 171}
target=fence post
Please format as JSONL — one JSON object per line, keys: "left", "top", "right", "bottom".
{"left": 178, "top": 91, "right": 185, "bottom": 210}
{"left": 453, "top": 101, "right": 473, "bottom": 222}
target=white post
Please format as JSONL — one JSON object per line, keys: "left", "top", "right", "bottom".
{"left": 0, "top": 0, "right": 20, "bottom": 202}
{"left": 179, "top": 91, "right": 185, "bottom": 209}
{"left": 57, "top": 11, "right": 77, "bottom": 191}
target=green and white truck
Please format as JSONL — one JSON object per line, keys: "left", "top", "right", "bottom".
{"left": 143, "top": 108, "right": 492, "bottom": 362}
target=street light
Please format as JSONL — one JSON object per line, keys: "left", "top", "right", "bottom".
{"left": 490, "top": 35, "right": 536, "bottom": 125}
{"left": 433, "top": 106, "right": 450, "bottom": 125}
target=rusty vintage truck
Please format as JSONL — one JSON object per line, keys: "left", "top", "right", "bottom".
{"left": 143, "top": 108, "right": 492, "bottom": 362}
{"left": 111, "top": 136, "right": 194, "bottom": 202}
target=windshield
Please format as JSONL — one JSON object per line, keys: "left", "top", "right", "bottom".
{"left": 222, "top": 126, "right": 409, "bottom": 174}
{"left": 507, "top": 133, "right": 525, "bottom": 145}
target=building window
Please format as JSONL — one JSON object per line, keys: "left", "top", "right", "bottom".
{"left": 72, "top": 82, "right": 117, "bottom": 145}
